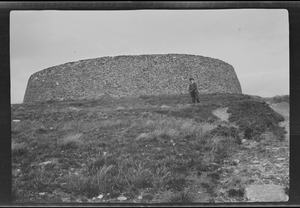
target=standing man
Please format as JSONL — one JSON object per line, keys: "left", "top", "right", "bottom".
{"left": 188, "top": 78, "right": 200, "bottom": 104}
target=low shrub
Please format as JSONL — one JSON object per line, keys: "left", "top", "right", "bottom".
{"left": 155, "top": 105, "right": 219, "bottom": 123}
{"left": 272, "top": 95, "right": 289, "bottom": 103}
{"left": 228, "top": 99, "right": 285, "bottom": 140}
{"left": 205, "top": 125, "right": 240, "bottom": 144}
{"left": 227, "top": 188, "right": 245, "bottom": 198}
{"left": 209, "top": 136, "right": 238, "bottom": 163}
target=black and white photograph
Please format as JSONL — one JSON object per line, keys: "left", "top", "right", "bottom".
{"left": 10, "top": 6, "right": 290, "bottom": 204}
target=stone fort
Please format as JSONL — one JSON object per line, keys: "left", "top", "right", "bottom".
{"left": 23, "top": 54, "right": 242, "bottom": 103}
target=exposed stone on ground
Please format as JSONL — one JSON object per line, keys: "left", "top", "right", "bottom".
{"left": 241, "top": 139, "right": 247, "bottom": 144}
{"left": 243, "top": 141, "right": 259, "bottom": 149}
{"left": 38, "top": 161, "right": 52, "bottom": 166}
{"left": 117, "top": 196, "right": 127, "bottom": 201}
{"left": 161, "top": 105, "right": 172, "bottom": 109}
{"left": 68, "top": 107, "right": 80, "bottom": 111}
{"left": 245, "top": 184, "right": 288, "bottom": 202}
{"left": 116, "top": 106, "right": 125, "bottom": 111}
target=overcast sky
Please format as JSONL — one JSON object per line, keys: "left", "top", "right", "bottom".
{"left": 10, "top": 9, "right": 289, "bottom": 104}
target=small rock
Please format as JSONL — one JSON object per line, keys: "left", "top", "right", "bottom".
{"left": 12, "top": 119, "right": 21, "bottom": 122}
{"left": 97, "top": 194, "right": 104, "bottom": 199}
{"left": 161, "top": 105, "right": 171, "bottom": 109}
{"left": 276, "top": 158, "right": 286, "bottom": 161}
{"left": 116, "top": 106, "right": 125, "bottom": 111}
{"left": 61, "top": 197, "right": 69, "bottom": 202}
{"left": 244, "top": 141, "right": 259, "bottom": 149}
{"left": 39, "top": 192, "right": 46, "bottom": 196}
{"left": 38, "top": 161, "right": 52, "bottom": 166}
{"left": 138, "top": 195, "right": 142, "bottom": 200}
{"left": 136, "top": 133, "right": 149, "bottom": 141}
{"left": 241, "top": 139, "right": 247, "bottom": 144}
{"left": 234, "top": 169, "right": 239, "bottom": 174}
{"left": 117, "top": 196, "right": 127, "bottom": 201}
{"left": 252, "top": 160, "right": 260, "bottom": 164}
{"left": 245, "top": 184, "right": 288, "bottom": 202}
{"left": 69, "top": 107, "right": 80, "bottom": 111}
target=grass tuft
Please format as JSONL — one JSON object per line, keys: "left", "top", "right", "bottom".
{"left": 59, "top": 133, "right": 84, "bottom": 149}
{"left": 156, "top": 189, "right": 197, "bottom": 203}
{"left": 142, "top": 117, "right": 213, "bottom": 141}
{"left": 64, "top": 164, "right": 114, "bottom": 198}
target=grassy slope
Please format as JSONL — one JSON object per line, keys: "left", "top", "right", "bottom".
{"left": 11, "top": 93, "right": 289, "bottom": 203}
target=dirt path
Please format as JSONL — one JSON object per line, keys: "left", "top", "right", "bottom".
{"left": 235, "top": 101, "right": 289, "bottom": 202}
{"left": 212, "top": 107, "right": 229, "bottom": 122}
{"left": 212, "top": 102, "right": 290, "bottom": 202}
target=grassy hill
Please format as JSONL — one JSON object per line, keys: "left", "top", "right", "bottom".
{"left": 11, "top": 93, "right": 289, "bottom": 203}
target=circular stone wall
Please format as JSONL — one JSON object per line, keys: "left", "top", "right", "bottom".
{"left": 23, "top": 54, "right": 242, "bottom": 103}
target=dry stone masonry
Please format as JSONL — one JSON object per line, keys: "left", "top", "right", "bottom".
{"left": 23, "top": 54, "right": 242, "bottom": 103}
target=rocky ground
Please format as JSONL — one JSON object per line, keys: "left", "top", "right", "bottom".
{"left": 212, "top": 101, "right": 289, "bottom": 202}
